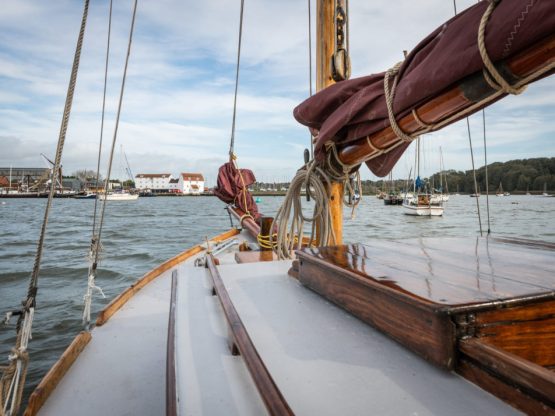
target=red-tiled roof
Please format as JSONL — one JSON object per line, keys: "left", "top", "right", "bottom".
{"left": 181, "top": 173, "right": 204, "bottom": 181}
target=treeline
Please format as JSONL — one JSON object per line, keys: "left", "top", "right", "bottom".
{"left": 363, "top": 157, "right": 555, "bottom": 194}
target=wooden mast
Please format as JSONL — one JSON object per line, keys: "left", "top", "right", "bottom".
{"left": 317, "top": 0, "right": 343, "bottom": 244}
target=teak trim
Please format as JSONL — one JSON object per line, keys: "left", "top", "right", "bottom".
{"left": 166, "top": 270, "right": 178, "bottom": 416}
{"left": 206, "top": 255, "right": 294, "bottom": 416}
{"left": 24, "top": 331, "right": 92, "bottom": 416}
{"left": 459, "top": 338, "right": 555, "bottom": 407}
{"left": 96, "top": 227, "right": 239, "bottom": 325}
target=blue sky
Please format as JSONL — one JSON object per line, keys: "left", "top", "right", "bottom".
{"left": 1, "top": 0, "right": 554, "bottom": 186}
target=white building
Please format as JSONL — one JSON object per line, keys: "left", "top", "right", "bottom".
{"left": 135, "top": 173, "right": 172, "bottom": 192}
{"left": 168, "top": 178, "right": 180, "bottom": 193}
{"left": 179, "top": 173, "right": 205, "bottom": 195}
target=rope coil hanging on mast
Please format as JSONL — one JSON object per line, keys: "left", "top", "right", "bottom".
{"left": 0, "top": 1, "right": 90, "bottom": 414}
{"left": 273, "top": 0, "right": 361, "bottom": 258}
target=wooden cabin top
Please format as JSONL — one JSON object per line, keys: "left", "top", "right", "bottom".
{"left": 297, "top": 237, "right": 555, "bottom": 313}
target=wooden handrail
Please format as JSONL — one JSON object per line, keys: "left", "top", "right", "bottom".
{"left": 166, "top": 270, "right": 178, "bottom": 416}
{"left": 206, "top": 255, "right": 294, "bottom": 415}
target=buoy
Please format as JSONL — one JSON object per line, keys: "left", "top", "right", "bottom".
{"left": 255, "top": 197, "right": 262, "bottom": 203}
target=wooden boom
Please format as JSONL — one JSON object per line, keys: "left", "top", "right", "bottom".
{"left": 337, "top": 33, "right": 555, "bottom": 167}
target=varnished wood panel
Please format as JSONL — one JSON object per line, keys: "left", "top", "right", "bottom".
{"left": 298, "top": 256, "right": 456, "bottom": 369}
{"left": 474, "top": 299, "right": 555, "bottom": 366}
{"left": 302, "top": 238, "right": 554, "bottom": 311}
{"left": 458, "top": 358, "right": 555, "bottom": 416}
{"left": 459, "top": 339, "right": 555, "bottom": 406}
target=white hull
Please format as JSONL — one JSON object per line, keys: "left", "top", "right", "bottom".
{"left": 403, "top": 194, "right": 444, "bottom": 216}
{"left": 403, "top": 203, "right": 444, "bottom": 216}
{"left": 99, "top": 192, "right": 139, "bottom": 201}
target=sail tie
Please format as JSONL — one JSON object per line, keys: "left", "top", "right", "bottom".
{"left": 478, "top": 0, "right": 527, "bottom": 96}
{"left": 384, "top": 62, "right": 416, "bottom": 144}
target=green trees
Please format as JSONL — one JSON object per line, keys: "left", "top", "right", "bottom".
{"left": 361, "top": 158, "right": 554, "bottom": 194}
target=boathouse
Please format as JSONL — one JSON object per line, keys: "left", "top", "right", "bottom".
{"left": 179, "top": 173, "right": 204, "bottom": 195}
{"left": 135, "top": 173, "right": 173, "bottom": 192}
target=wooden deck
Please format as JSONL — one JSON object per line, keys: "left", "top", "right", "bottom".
{"left": 296, "top": 236, "right": 555, "bottom": 414}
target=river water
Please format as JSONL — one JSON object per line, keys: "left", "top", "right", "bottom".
{"left": 0, "top": 194, "right": 554, "bottom": 407}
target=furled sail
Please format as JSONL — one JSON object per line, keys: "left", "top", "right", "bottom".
{"left": 294, "top": 0, "right": 555, "bottom": 176}
{"left": 213, "top": 161, "right": 261, "bottom": 221}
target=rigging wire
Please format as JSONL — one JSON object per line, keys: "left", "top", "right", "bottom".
{"left": 308, "top": 0, "right": 314, "bottom": 158}
{"left": 482, "top": 109, "right": 491, "bottom": 234}
{"left": 229, "top": 0, "right": 245, "bottom": 159}
{"left": 467, "top": 117, "right": 483, "bottom": 236}
{"left": 83, "top": 0, "right": 113, "bottom": 328}
{"left": 0, "top": 2, "right": 90, "bottom": 414}
{"left": 91, "top": 0, "right": 113, "bottom": 236}
{"left": 453, "top": 0, "right": 482, "bottom": 236}
{"left": 84, "top": 0, "right": 139, "bottom": 328}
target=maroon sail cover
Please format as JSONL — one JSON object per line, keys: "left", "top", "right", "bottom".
{"left": 213, "top": 162, "right": 261, "bottom": 220}
{"left": 294, "top": 0, "right": 555, "bottom": 176}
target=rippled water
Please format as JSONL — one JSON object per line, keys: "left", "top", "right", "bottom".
{"left": 0, "top": 194, "right": 554, "bottom": 407}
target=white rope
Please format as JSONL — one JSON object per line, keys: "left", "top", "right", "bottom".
{"left": 272, "top": 162, "right": 334, "bottom": 259}
{"left": 1, "top": 308, "right": 33, "bottom": 416}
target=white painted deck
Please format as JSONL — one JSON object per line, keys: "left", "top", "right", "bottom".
{"left": 38, "top": 232, "right": 522, "bottom": 415}
{"left": 39, "top": 268, "right": 171, "bottom": 416}
{"left": 212, "top": 260, "right": 520, "bottom": 415}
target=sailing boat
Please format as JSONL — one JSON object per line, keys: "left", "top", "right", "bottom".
{"left": 496, "top": 181, "right": 510, "bottom": 196}
{"left": 542, "top": 182, "right": 551, "bottom": 197}
{"left": 98, "top": 147, "right": 138, "bottom": 201}
{"left": 403, "top": 138, "right": 444, "bottom": 216}
{"left": 3, "top": 1, "right": 555, "bottom": 416}
{"left": 383, "top": 171, "right": 401, "bottom": 205}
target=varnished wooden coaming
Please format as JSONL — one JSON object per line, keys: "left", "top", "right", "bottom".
{"left": 296, "top": 237, "right": 555, "bottom": 413}
{"left": 166, "top": 270, "right": 178, "bottom": 416}
{"left": 206, "top": 254, "right": 294, "bottom": 416}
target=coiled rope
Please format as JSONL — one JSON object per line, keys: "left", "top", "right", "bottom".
{"left": 0, "top": 2, "right": 90, "bottom": 414}
{"left": 272, "top": 161, "right": 334, "bottom": 259}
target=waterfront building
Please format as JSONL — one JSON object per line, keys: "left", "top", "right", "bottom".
{"left": 168, "top": 178, "right": 180, "bottom": 193}
{"left": 135, "top": 173, "right": 173, "bottom": 192}
{"left": 179, "top": 173, "right": 204, "bottom": 195}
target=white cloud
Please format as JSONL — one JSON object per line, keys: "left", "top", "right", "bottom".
{"left": 1, "top": 0, "right": 554, "bottom": 185}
